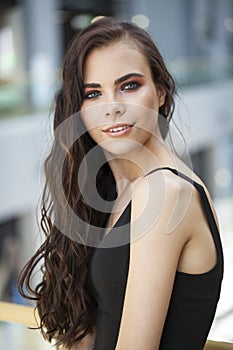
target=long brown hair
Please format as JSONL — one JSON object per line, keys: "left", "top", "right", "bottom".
{"left": 18, "top": 17, "right": 176, "bottom": 348}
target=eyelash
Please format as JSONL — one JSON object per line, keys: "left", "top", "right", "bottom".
{"left": 120, "top": 81, "right": 141, "bottom": 91}
{"left": 84, "top": 91, "right": 101, "bottom": 99}
{"left": 83, "top": 81, "right": 141, "bottom": 100}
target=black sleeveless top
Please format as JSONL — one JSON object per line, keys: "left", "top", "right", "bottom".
{"left": 89, "top": 167, "right": 224, "bottom": 350}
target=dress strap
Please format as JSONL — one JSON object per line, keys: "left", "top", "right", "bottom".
{"left": 144, "top": 167, "right": 223, "bottom": 266}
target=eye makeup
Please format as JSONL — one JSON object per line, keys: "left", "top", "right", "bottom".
{"left": 83, "top": 72, "right": 145, "bottom": 99}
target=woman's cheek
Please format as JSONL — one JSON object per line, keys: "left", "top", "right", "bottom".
{"left": 137, "top": 90, "right": 158, "bottom": 110}
{"left": 81, "top": 104, "right": 106, "bottom": 131}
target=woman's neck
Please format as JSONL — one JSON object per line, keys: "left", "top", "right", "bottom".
{"left": 104, "top": 135, "right": 172, "bottom": 196}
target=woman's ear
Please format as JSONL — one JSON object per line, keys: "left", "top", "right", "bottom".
{"left": 158, "top": 86, "right": 166, "bottom": 107}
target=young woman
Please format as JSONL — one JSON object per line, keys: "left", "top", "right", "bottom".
{"left": 19, "top": 18, "right": 223, "bottom": 350}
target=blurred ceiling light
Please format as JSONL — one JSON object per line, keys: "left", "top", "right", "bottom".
{"left": 71, "top": 14, "right": 92, "bottom": 30}
{"left": 91, "top": 15, "right": 106, "bottom": 23}
{"left": 131, "top": 14, "right": 150, "bottom": 29}
{"left": 215, "top": 168, "right": 232, "bottom": 188}
{"left": 224, "top": 18, "right": 233, "bottom": 32}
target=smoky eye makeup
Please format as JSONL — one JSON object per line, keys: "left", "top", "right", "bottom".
{"left": 82, "top": 73, "right": 144, "bottom": 99}
{"left": 83, "top": 90, "right": 102, "bottom": 99}
{"left": 120, "top": 80, "right": 142, "bottom": 91}
{"left": 83, "top": 82, "right": 102, "bottom": 100}
{"left": 117, "top": 73, "right": 144, "bottom": 92}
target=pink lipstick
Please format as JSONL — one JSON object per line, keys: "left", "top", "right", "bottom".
{"left": 103, "top": 123, "right": 134, "bottom": 137}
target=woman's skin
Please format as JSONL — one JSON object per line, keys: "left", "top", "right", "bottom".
{"left": 64, "top": 40, "right": 219, "bottom": 349}
{"left": 81, "top": 41, "right": 165, "bottom": 181}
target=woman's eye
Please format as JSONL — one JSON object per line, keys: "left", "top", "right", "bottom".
{"left": 84, "top": 91, "right": 101, "bottom": 99}
{"left": 121, "top": 81, "right": 141, "bottom": 91}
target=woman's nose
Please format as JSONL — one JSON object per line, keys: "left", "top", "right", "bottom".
{"left": 105, "top": 102, "right": 126, "bottom": 118}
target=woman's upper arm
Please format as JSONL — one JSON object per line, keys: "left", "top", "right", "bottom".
{"left": 115, "top": 172, "right": 191, "bottom": 350}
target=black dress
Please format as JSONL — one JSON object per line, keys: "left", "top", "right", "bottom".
{"left": 89, "top": 167, "right": 224, "bottom": 350}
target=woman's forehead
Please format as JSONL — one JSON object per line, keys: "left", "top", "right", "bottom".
{"left": 83, "top": 42, "right": 150, "bottom": 82}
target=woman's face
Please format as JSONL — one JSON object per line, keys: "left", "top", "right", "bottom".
{"left": 81, "top": 41, "right": 165, "bottom": 156}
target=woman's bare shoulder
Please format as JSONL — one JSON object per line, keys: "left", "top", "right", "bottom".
{"left": 131, "top": 167, "right": 194, "bottom": 242}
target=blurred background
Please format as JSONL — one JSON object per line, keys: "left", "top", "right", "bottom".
{"left": 0, "top": 0, "right": 232, "bottom": 349}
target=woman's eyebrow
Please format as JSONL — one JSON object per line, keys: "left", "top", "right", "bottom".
{"left": 83, "top": 73, "right": 144, "bottom": 89}
{"left": 114, "top": 73, "right": 144, "bottom": 85}
{"left": 83, "top": 82, "right": 101, "bottom": 88}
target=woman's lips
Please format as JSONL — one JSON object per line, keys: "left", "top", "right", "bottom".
{"left": 103, "top": 123, "right": 134, "bottom": 137}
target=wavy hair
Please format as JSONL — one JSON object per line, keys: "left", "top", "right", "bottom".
{"left": 18, "top": 17, "right": 176, "bottom": 348}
